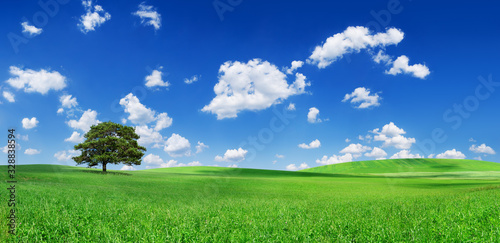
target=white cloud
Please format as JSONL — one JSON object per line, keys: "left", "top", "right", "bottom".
{"left": 372, "top": 122, "right": 415, "bottom": 149}
{"left": 78, "top": 0, "right": 111, "bottom": 33}
{"left": 135, "top": 125, "right": 164, "bottom": 147}
{"left": 16, "top": 134, "right": 29, "bottom": 141}
{"left": 57, "top": 108, "right": 64, "bottom": 114}
{"left": 133, "top": 2, "right": 161, "bottom": 30}
{"left": 22, "top": 117, "right": 39, "bottom": 129}
{"left": 316, "top": 153, "right": 353, "bottom": 165}
{"left": 184, "top": 75, "right": 200, "bottom": 84}
{"left": 2, "top": 144, "right": 21, "bottom": 154}
{"left": 154, "top": 112, "right": 173, "bottom": 131}
{"left": 67, "top": 109, "right": 100, "bottom": 132}
{"left": 164, "top": 133, "right": 191, "bottom": 157}
{"left": 342, "top": 87, "right": 381, "bottom": 109}
{"left": 144, "top": 153, "right": 164, "bottom": 165}
{"left": 65, "top": 131, "right": 85, "bottom": 143}
{"left": 54, "top": 150, "right": 80, "bottom": 161}
{"left": 6, "top": 66, "right": 66, "bottom": 95}
{"left": 120, "top": 93, "right": 156, "bottom": 124}
{"left": 24, "top": 148, "right": 40, "bottom": 155}
{"left": 189, "top": 161, "right": 203, "bottom": 166}
{"left": 307, "top": 26, "right": 404, "bottom": 68}
{"left": 120, "top": 165, "right": 136, "bottom": 171}
{"left": 195, "top": 141, "right": 208, "bottom": 154}
{"left": 386, "top": 55, "right": 430, "bottom": 79}
{"left": 145, "top": 69, "right": 169, "bottom": 89}
{"left": 469, "top": 138, "right": 477, "bottom": 142}
{"left": 469, "top": 144, "right": 496, "bottom": 155}
{"left": 286, "top": 162, "right": 309, "bottom": 171}
{"left": 286, "top": 103, "right": 296, "bottom": 111}
{"left": 364, "top": 147, "right": 387, "bottom": 159}
{"left": 227, "top": 164, "right": 238, "bottom": 168}
{"left": 60, "top": 94, "right": 78, "bottom": 109}
{"left": 390, "top": 150, "right": 423, "bottom": 159}
{"left": 286, "top": 60, "right": 304, "bottom": 74}
{"left": 298, "top": 139, "right": 321, "bottom": 149}
{"left": 372, "top": 50, "right": 392, "bottom": 64}
{"left": 340, "top": 143, "right": 371, "bottom": 155}
{"left": 3, "top": 91, "right": 15, "bottom": 103}
{"left": 345, "top": 138, "right": 351, "bottom": 143}
{"left": 307, "top": 107, "right": 322, "bottom": 123}
{"left": 215, "top": 148, "right": 248, "bottom": 162}
{"left": 275, "top": 154, "right": 285, "bottom": 159}
{"left": 202, "top": 59, "right": 310, "bottom": 119}
{"left": 436, "top": 149, "right": 466, "bottom": 159}
{"left": 21, "top": 21, "right": 43, "bottom": 36}
{"left": 474, "top": 156, "right": 482, "bottom": 161}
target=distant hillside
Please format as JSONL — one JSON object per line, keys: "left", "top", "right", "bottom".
{"left": 301, "top": 159, "right": 500, "bottom": 174}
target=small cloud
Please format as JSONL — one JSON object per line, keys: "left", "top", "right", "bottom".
{"left": 286, "top": 162, "right": 309, "bottom": 171}
{"left": 390, "top": 150, "right": 422, "bottom": 159}
{"left": 298, "top": 139, "right": 321, "bottom": 149}
{"left": 286, "top": 103, "right": 296, "bottom": 111}
{"left": 215, "top": 148, "right": 248, "bottom": 162}
{"left": 164, "top": 133, "right": 191, "bottom": 157}
{"left": 21, "top": 21, "right": 42, "bottom": 36}
{"left": 469, "top": 144, "right": 495, "bottom": 155}
{"left": 286, "top": 60, "right": 304, "bottom": 74}
{"left": 316, "top": 153, "right": 353, "bottom": 165}
{"left": 436, "top": 149, "right": 466, "bottom": 159}
{"left": 78, "top": 0, "right": 111, "bottom": 33}
{"left": 65, "top": 131, "right": 85, "bottom": 143}
{"left": 275, "top": 154, "right": 285, "bottom": 159}
{"left": 195, "top": 141, "right": 209, "bottom": 154}
{"left": 133, "top": 2, "right": 161, "bottom": 30}
{"left": 120, "top": 165, "right": 136, "bottom": 171}
{"left": 2, "top": 91, "right": 15, "bottom": 103}
{"left": 307, "top": 107, "right": 322, "bottom": 123}
{"left": 184, "top": 75, "right": 200, "bottom": 84}
{"left": 22, "top": 117, "right": 39, "bottom": 129}
{"left": 342, "top": 87, "right": 381, "bottom": 109}
{"left": 145, "top": 68, "right": 170, "bottom": 89}
{"left": 24, "top": 148, "right": 41, "bottom": 155}
{"left": 385, "top": 55, "right": 430, "bottom": 79}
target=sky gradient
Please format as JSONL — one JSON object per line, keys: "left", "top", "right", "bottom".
{"left": 1, "top": 0, "right": 499, "bottom": 171}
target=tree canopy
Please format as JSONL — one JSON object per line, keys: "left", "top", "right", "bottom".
{"left": 72, "top": 121, "right": 146, "bottom": 172}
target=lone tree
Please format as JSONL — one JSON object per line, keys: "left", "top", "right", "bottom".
{"left": 73, "top": 121, "right": 146, "bottom": 172}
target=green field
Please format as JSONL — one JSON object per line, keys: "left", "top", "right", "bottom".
{"left": 2, "top": 159, "right": 500, "bottom": 242}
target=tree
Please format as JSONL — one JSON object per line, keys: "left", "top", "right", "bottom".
{"left": 73, "top": 121, "right": 146, "bottom": 172}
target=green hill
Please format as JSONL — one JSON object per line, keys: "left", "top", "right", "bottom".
{"left": 301, "top": 158, "right": 500, "bottom": 174}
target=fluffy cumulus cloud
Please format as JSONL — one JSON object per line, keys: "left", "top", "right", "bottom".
{"left": 21, "top": 21, "right": 43, "bottom": 36}
{"left": 286, "top": 103, "right": 296, "bottom": 111}
{"left": 67, "top": 109, "right": 100, "bottom": 132}
{"left": 184, "top": 75, "right": 200, "bottom": 84}
{"left": 286, "top": 162, "right": 309, "bottom": 171}
{"left": 298, "top": 139, "right": 321, "bottom": 149}
{"left": 22, "top": 117, "right": 39, "bottom": 129}
{"left": 316, "top": 153, "right": 353, "bottom": 165}
{"left": 307, "top": 107, "right": 322, "bottom": 123}
{"left": 372, "top": 122, "right": 415, "bottom": 149}
{"left": 364, "top": 147, "right": 387, "bottom": 159}
{"left": 2, "top": 144, "right": 21, "bottom": 154}
{"left": 164, "top": 133, "right": 191, "bottom": 157}
{"left": 436, "top": 149, "right": 466, "bottom": 159}
{"left": 133, "top": 2, "right": 161, "bottom": 30}
{"left": 143, "top": 154, "right": 203, "bottom": 169}
{"left": 340, "top": 143, "right": 371, "bottom": 154}
{"left": 60, "top": 95, "right": 78, "bottom": 109}
{"left": 286, "top": 60, "right": 304, "bottom": 74}
{"left": 469, "top": 144, "right": 496, "bottom": 155}
{"left": 145, "top": 68, "right": 170, "bottom": 89}
{"left": 120, "top": 165, "right": 136, "bottom": 171}
{"left": 386, "top": 55, "right": 430, "bottom": 79}
{"left": 3, "top": 91, "right": 15, "bottom": 103}
{"left": 390, "top": 150, "right": 423, "bottom": 159}
{"left": 120, "top": 93, "right": 167, "bottom": 126}
{"left": 65, "top": 131, "right": 85, "bottom": 143}
{"left": 154, "top": 113, "right": 173, "bottom": 131}
{"left": 195, "top": 141, "right": 208, "bottom": 154}
{"left": 342, "top": 87, "right": 381, "bottom": 109}
{"left": 54, "top": 150, "right": 81, "bottom": 161}
{"left": 79, "top": 0, "right": 111, "bottom": 33}
{"left": 6, "top": 66, "right": 66, "bottom": 95}
{"left": 135, "top": 125, "right": 164, "bottom": 147}
{"left": 202, "top": 59, "right": 310, "bottom": 119}
{"left": 307, "top": 26, "right": 404, "bottom": 68}
{"left": 215, "top": 148, "right": 248, "bottom": 162}
{"left": 24, "top": 148, "right": 41, "bottom": 155}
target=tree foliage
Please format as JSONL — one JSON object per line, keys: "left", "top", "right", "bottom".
{"left": 73, "top": 121, "right": 146, "bottom": 172}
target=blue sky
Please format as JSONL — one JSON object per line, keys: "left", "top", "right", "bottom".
{"left": 1, "top": 0, "right": 499, "bottom": 171}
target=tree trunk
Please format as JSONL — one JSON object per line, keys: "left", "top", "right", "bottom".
{"left": 103, "top": 163, "right": 107, "bottom": 172}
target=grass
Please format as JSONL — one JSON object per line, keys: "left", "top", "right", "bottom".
{"left": 1, "top": 159, "right": 500, "bottom": 242}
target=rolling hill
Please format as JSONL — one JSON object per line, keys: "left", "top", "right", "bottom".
{"left": 301, "top": 158, "right": 500, "bottom": 174}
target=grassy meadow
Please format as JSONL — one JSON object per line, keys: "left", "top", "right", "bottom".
{"left": 1, "top": 159, "right": 500, "bottom": 242}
